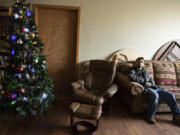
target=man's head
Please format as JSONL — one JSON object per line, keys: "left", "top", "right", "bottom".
{"left": 135, "top": 57, "right": 144, "bottom": 69}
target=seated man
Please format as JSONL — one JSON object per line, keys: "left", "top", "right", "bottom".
{"left": 128, "top": 57, "right": 180, "bottom": 124}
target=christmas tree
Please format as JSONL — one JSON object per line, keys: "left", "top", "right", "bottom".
{"left": 0, "top": 0, "right": 55, "bottom": 115}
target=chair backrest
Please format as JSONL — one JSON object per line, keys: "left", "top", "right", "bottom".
{"left": 85, "top": 60, "right": 116, "bottom": 92}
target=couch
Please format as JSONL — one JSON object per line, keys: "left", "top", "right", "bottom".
{"left": 116, "top": 60, "right": 180, "bottom": 113}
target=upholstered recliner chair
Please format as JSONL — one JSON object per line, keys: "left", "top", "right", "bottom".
{"left": 70, "top": 60, "right": 118, "bottom": 133}
{"left": 71, "top": 60, "right": 118, "bottom": 107}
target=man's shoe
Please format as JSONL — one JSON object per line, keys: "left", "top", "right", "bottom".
{"left": 173, "top": 113, "right": 180, "bottom": 124}
{"left": 147, "top": 117, "right": 156, "bottom": 124}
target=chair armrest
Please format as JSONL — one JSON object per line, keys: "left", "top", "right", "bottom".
{"left": 116, "top": 72, "right": 144, "bottom": 96}
{"left": 74, "top": 90, "right": 104, "bottom": 105}
{"left": 101, "top": 84, "right": 118, "bottom": 98}
{"left": 129, "top": 81, "right": 144, "bottom": 96}
{"left": 71, "top": 80, "right": 85, "bottom": 92}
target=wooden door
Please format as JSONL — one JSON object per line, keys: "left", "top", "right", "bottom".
{"left": 34, "top": 5, "right": 80, "bottom": 93}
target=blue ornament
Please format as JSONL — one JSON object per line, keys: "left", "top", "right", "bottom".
{"left": 12, "top": 93, "right": 17, "bottom": 98}
{"left": 25, "top": 11, "right": 32, "bottom": 16}
{"left": 31, "top": 68, "right": 35, "bottom": 73}
{"left": 11, "top": 35, "right": 17, "bottom": 41}
{"left": 24, "top": 27, "right": 29, "bottom": 32}
{"left": 14, "top": 13, "right": 19, "bottom": 19}
{"left": 18, "top": 74, "right": 22, "bottom": 79}
{"left": 40, "top": 93, "right": 48, "bottom": 103}
{"left": 11, "top": 50, "right": 15, "bottom": 55}
{"left": 28, "top": 64, "right": 32, "bottom": 69}
{"left": 23, "top": 97, "right": 28, "bottom": 102}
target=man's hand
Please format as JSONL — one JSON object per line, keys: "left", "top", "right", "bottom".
{"left": 146, "top": 82, "right": 152, "bottom": 87}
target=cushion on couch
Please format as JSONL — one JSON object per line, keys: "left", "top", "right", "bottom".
{"left": 174, "top": 62, "right": 180, "bottom": 86}
{"left": 143, "top": 61, "right": 154, "bottom": 79}
{"left": 153, "top": 62, "right": 177, "bottom": 86}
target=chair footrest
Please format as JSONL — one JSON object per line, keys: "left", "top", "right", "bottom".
{"left": 71, "top": 121, "right": 98, "bottom": 135}
{"left": 70, "top": 102, "right": 102, "bottom": 120}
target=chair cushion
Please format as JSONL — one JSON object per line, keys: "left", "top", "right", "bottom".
{"left": 174, "top": 62, "right": 180, "bottom": 86}
{"left": 70, "top": 102, "right": 102, "bottom": 120}
{"left": 86, "top": 60, "right": 116, "bottom": 92}
{"left": 153, "top": 62, "right": 177, "bottom": 86}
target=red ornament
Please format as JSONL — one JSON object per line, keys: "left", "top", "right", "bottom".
{"left": 7, "top": 92, "right": 10, "bottom": 96}
{"left": 20, "top": 88, "right": 25, "bottom": 93}
{"left": 18, "top": 67, "right": 23, "bottom": 71}
{"left": 22, "top": 26, "right": 25, "bottom": 32}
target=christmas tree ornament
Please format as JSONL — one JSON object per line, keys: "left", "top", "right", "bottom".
{"left": 14, "top": 13, "right": 19, "bottom": 19}
{"left": 12, "top": 93, "right": 17, "bottom": 98}
{"left": 18, "top": 67, "right": 23, "bottom": 72}
{"left": 12, "top": 64, "right": 15, "bottom": 67}
{"left": 11, "top": 50, "right": 15, "bottom": 55}
{"left": 25, "top": 73, "right": 30, "bottom": 79}
{"left": 7, "top": 92, "right": 10, "bottom": 96}
{"left": 22, "top": 26, "right": 29, "bottom": 33}
{"left": 20, "top": 15, "right": 23, "bottom": 19}
{"left": 32, "top": 75, "right": 36, "bottom": 79}
{"left": 24, "top": 44, "right": 29, "bottom": 50}
{"left": 31, "top": 68, "right": 35, "bottom": 73}
{"left": 21, "top": 64, "right": 27, "bottom": 68}
{"left": 20, "top": 88, "right": 25, "bottom": 93}
{"left": 10, "top": 35, "right": 17, "bottom": 41}
{"left": 43, "top": 60, "right": 46, "bottom": 64}
{"left": 18, "top": 74, "right": 22, "bottom": 79}
{"left": 25, "top": 34, "right": 29, "bottom": 40}
{"left": 28, "top": 64, "right": 32, "bottom": 69}
{"left": 41, "top": 65, "right": 46, "bottom": 69}
{"left": 40, "top": 93, "right": 48, "bottom": 103}
{"left": 19, "top": 10, "right": 23, "bottom": 14}
{"left": 10, "top": 101, "right": 16, "bottom": 105}
{"left": 1, "top": 90, "right": 5, "bottom": 94}
{"left": 23, "top": 97, "right": 28, "bottom": 101}
{"left": 17, "top": 39, "right": 23, "bottom": 44}
{"left": 34, "top": 58, "right": 38, "bottom": 63}
{"left": 31, "top": 33, "right": 35, "bottom": 38}
{"left": 25, "top": 11, "right": 32, "bottom": 16}
{"left": 32, "top": 41, "right": 37, "bottom": 45}
{"left": 15, "top": 73, "right": 22, "bottom": 79}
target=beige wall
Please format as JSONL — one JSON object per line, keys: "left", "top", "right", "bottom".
{"left": 1, "top": 0, "right": 180, "bottom": 62}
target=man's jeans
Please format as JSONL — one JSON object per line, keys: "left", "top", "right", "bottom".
{"left": 146, "top": 88, "right": 180, "bottom": 118}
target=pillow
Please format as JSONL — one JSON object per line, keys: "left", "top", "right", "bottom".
{"left": 143, "top": 61, "right": 154, "bottom": 79}
{"left": 174, "top": 62, "right": 180, "bottom": 86}
{"left": 153, "top": 62, "right": 177, "bottom": 86}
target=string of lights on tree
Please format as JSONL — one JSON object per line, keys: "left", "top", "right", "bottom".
{"left": 0, "top": 0, "right": 55, "bottom": 116}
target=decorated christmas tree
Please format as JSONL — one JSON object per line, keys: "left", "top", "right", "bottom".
{"left": 0, "top": 0, "right": 55, "bottom": 115}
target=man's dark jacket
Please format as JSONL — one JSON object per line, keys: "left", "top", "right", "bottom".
{"left": 128, "top": 66, "right": 158, "bottom": 89}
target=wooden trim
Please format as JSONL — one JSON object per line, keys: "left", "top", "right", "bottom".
{"left": 33, "top": 4, "right": 80, "bottom": 80}
{"left": 153, "top": 41, "right": 180, "bottom": 61}
{"left": 0, "top": 6, "right": 12, "bottom": 16}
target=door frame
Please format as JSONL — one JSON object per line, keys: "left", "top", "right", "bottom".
{"left": 33, "top": 4, "right": 80, "bottom": 80}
